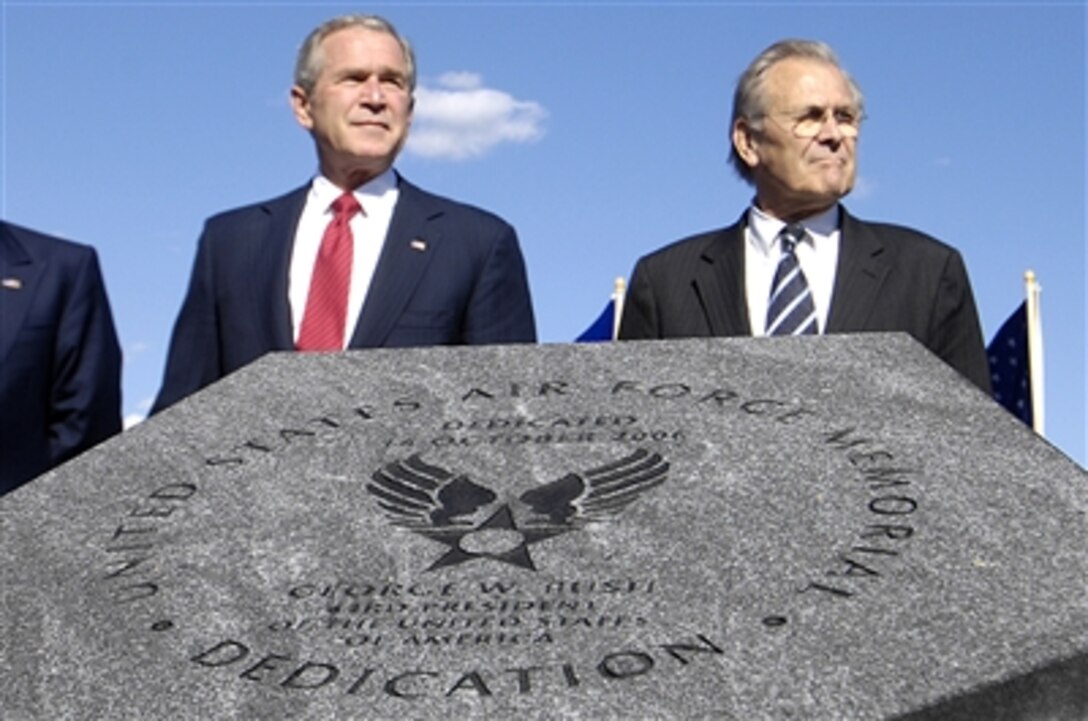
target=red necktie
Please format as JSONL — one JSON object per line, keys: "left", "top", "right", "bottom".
{"left": 296, "top": 192, "right": 362, "bottom": 351}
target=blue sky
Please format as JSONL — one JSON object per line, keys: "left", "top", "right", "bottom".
{"left": 2, "top": 1, "right": 1084, "bottom": 466}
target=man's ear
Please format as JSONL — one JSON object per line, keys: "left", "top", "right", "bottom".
{"left": 290, "top": 85, "right": 314, "bottom": 130}
{"left": 732, "top": 118, "right": 759, "bottom": 170}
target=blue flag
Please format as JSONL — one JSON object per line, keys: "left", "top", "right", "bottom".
{"left": 987, "top": 302, "right": 1032, "bottom": 426}
{"left": 576, "top": 300, "right": 615, "bottom": 342}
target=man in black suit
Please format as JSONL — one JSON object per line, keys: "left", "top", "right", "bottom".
{"left": 1, "top": 221, "right": 122, "bottom": 494}
{"left": 153, "top": 14, "right": 535, "bottom": 413}
{"left": 619, "top": 39, "right": 990, "bottom": 392}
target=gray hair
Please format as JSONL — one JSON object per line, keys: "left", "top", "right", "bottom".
{"left": 294, "top": 14, "right": 416, "bottom": 95}
{"left": 729, "top": 39, "right": 864, "bottom": 184}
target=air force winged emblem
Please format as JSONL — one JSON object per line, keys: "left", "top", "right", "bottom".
{"left": 366, "top": 449, "right": 669, "bottom": 571}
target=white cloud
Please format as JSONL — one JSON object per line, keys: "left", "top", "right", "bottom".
{"left": 126, "top": 340, "right": 151, "bottom": 356}
{"left": 123, "top": 396, "right": 154, "bottom": 429}
{"left": 851, "top": 174, "right": 876, "bottom": 199}
{"left": 433, "top": 71, "right": 482, "bottom": 91}
{"left": 407, "top": 72, "right": 547, "bottom": 161}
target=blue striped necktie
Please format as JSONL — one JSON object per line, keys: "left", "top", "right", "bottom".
{"left": 766, "top": 224, "right": 818, "bottom": 336}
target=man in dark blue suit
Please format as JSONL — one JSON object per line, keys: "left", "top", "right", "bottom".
{"left": 153, "top": 14, "right": 535, "bottom": 413}
{"left": 1, "top": 221, "right": 122, "bottom": 495}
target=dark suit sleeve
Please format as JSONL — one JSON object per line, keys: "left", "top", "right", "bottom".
{"left": 928, "top": 250, "right": 991, "bottom": 394}
{"left": 151, "top": 228, "right": 222, "bottom": 413}
{"left": 461, "top": 222, "right": 536, "bottom": 344}
{"left": 617, "top": 258, "right": 661, "bottom": 340}
{"left": 49, "top": 248, "right": 122, "bottom": 467}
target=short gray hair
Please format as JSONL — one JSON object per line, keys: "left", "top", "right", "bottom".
{"left": 729, "top": 39, "right": 864, "bottom": 184}
{"left": 294, "top": 14, "right": 416, "bottom": 95}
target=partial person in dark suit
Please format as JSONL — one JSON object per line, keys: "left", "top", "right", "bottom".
{"left": 1, "top": 221, "right": 122, "bottom": 495}
{"left": 619, "top": 39, "right": 990, "bottom": 393}
{"left": 153, "top": 14, "right": 535, "bottom": 413}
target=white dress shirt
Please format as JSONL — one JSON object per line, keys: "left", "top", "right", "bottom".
{"left": 288, "top": 170, "right": 399, "bottom": 347}
{"left": 744, "top": 204, "right": 841, "bottom": 336}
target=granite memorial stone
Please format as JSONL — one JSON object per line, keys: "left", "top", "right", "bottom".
{"left": 2, "top": 334, "right": 1086, "bottom": 719}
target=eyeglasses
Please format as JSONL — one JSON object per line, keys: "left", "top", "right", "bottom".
{"left": 762, "top": 106, "right": 863, "bottom": 138}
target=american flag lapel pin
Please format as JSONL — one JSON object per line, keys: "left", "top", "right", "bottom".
{"left": 2, "top": 278, "right": 21, "bottom": 290}
{"left": 410, "top": 239, "right": 427, "bottom": 252}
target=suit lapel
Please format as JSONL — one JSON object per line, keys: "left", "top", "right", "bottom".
{"left": 0, "top": 224, "right": 44, "bottom": 367}
{"left": 695, "top": 216, "right": 751, "bottom": 336}
{"left": 251, "top": 187, "right": 308, "bottom": 350}
{"left": 826, "top": 209, "right": 890, "bottom": 332}
{"left": 349, "top": 179, "right": 439, "bottom": 348}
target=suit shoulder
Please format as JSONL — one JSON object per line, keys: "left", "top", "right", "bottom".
{"left": 634, "top": 227, "right": 732, "bottom": 269}
{"left": 2, "top": 221, "right": 98, "bottom": 264}
{"left": 203, "top": 186, "right": 307, "bottom": 227}
{"left": 399, "top": 181, "right": 513, "bottom": 231}
{"left": 849, "top": 216, "right": 962, "bottom": 259}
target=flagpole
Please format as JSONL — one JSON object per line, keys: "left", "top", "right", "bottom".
{"left": 611, "top": 277, "right": 626, "bottom": 341}
{"left": 1024, "top": 270, "right": 1044, "bottom": 436}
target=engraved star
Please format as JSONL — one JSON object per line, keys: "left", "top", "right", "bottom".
{"left": 424, "top": 504, "right": 567, "bottom": 571}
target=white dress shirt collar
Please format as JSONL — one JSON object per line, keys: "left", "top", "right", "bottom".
{"left": 309, "top": 169, "right": 398, "bottom": 212}
{"left": 747, "top": 203, "right": 841, "bottom": 255}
